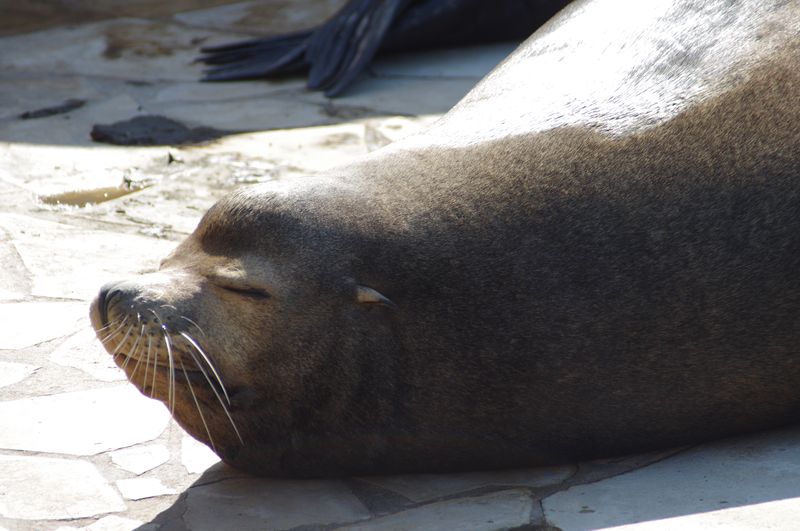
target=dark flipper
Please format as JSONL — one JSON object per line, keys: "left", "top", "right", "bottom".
{"left": 198, "top": 0, "right": 571, "bottom": 97}
{"left": 200, "top": 0, "right": 412, "bottom": 96}
{"left": 200, "top": 30, "right": 311, "bottom": 80}
{"left": 305, "top": 0, "right": 412, "bottom": 94}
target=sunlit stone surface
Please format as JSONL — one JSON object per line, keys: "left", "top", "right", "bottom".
{"left": 184, "top": 478, "right": 371, "bottom": 531}
{"left": 360, "top": 465, "right": 574, "bottom": 503}
{"left": 181, "top": 434, "right": 221, "bottom": 474}
{"left": 0, "top": 386, "right": 169, "bottom": 455}
{"left": 55, "top": 515, "right": 144, "bottom": 531}
{"left": 0, "top": 455, "right": 125, "bottom": 520}
{"left": 544, "top": 427, "right": 800, "bottom": 530}
{"left": 110, "top": 444, "right": 170, "bottom": 475}
{"left": 50, "top": 325, "right": 126, "bottom": 382}
{"left": 116, "top": 478, "right": 177, "bottom": 500}
{"left": 0, "top": 301, "right": 85, "bottom": 350}
{"left": 339, "top": 490, "right": 534, "bottom": 531}
{"left": 0, "top": 361, "right": 38, "bottom": 389}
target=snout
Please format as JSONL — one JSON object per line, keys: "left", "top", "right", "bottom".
{"left": 89, "top": 280, "right": 137, "bottom": 334}
{"left": 90, "top": 280, "right": 116, "bottom": 333}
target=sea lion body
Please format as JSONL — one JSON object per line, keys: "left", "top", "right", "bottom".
{"left": 92, "top": 0, "right": 800, "bottom": 477}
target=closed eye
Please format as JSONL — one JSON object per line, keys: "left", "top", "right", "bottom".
{"left": 217, "top": 284, "right": 270, "bottom": 300}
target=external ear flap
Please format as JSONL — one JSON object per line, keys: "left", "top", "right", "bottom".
{"left": 356, "top": 286, "right": 397, "bottom": 309}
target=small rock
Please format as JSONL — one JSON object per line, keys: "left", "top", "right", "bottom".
{"left": 90, "top": 115, "right": 230, "bottom": 146}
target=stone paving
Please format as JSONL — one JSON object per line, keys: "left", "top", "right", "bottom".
{"left": 1, "top": 1, "right": 800, "bottom": 530}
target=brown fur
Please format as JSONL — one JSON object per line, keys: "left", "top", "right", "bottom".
{"left": 91, "top": 0, "right": 800, "bottom": 477}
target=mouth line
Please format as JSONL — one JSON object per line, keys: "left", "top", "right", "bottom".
{"left": 115, "top": 353, "right": 227, "bottom": 392}
{"left": 115, "top": 353, "right": 204, "bottom": 374}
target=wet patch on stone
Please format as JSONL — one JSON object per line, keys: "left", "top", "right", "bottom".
{"left": 40, "top": 182, "right": 150, "bottom": 208}
{"left": 91, "top": 115, "right": 233, "bottom": 146}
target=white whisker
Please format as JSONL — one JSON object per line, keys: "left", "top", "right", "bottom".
{"left": 180, "top": 336, "right": 243, "bottom": 444}
{"left": 150, "top": 334, "right": 159, "bottom": 399}
{"left": 100, "top": 317, "right": 128, "bottom": 344}
{"left": 179, "top": 315, "right": 207, "bottom": 338}
{"left": 179, "top": 331, "right": 230, "bottom": 404}
{"left": 143, "top": 333, "right": 153, "bottom": 392}
{"left": 179, "top": 358, "right": 216, "bottom": 452}
{"left": 128, "top": 325, "right": 146, "bottom": 381}
{"left": 163, "top": 328, "right": 176, "bottom": 416}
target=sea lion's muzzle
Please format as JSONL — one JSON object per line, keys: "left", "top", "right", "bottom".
{"left": 90, "top": 270, "right": 244, "bottom": 449}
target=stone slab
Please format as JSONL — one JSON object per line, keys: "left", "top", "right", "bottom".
{"left": 0, "top": 301, "right": 86, "bottom": 350}
{"left": 598, "top": 497, "right": 800, "bottom": 530}
{"left": 0, "top": 19, "right": 234, "bottom": 82}
{"left": 51, "top": 325, "right": 126, "bottom": 382}
{"left": 184, "top": 477, "right": 370, "bottom": 530}
{"left": 174, "top": 0, "right": 345, "bottom": 35}
{"left": 110, "top": 444, "right": 170, "bottom": 475}
{"left": 0, "top": 0, "right": 249, "bottom": 36}
{"left": 371, "top": 42, "right": 518, "bottom": 79}
{"left": 56, "top": 514, "right": 144, "bottom": 531}
{"left": 0, "top": 385, "right": 170, "bottom": 455}
{"left": 0, "top": 213, "right": 176, "bottom": 300}
{"left": 0, "top": 455, "right": 125, "bottom": 520}
{"left": 1, "top": 91, "right": 142, "bottom": 146}
{"left": 339, "top": 490, "right": 534, "bottom": 531}
{"left": 116, "top": 477, "right": 176, "bottom": 500}
{"left": 543, "top": 427, "right": 800, "bottom": 530}
{"left": 360, "top": 465, "right": 574, "bottom": 503}
{"left": 0, "top": 361, "right": 38, "bottom": 389}
{"left": 0, "top": 142, "right": 161, "bottom": 195}
{"left": 181, "top": 434, "right": 221, "bottom": 474}
{"left": 0, "top": 227, "right": 32, "bottom": 301}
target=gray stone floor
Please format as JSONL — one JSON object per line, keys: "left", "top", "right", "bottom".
{"left": 1, "top": 1, "right": 800, "bottom": 530}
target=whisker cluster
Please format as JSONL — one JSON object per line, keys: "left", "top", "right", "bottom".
{"left": 98, "top": 307, "right": 243, "bottom": 449}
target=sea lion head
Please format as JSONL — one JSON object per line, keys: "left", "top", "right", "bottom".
{"left": 89, "top": 179, "right": 398, "bottom": 472}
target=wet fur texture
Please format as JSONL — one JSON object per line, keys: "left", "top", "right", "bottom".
{"left": 92, "top": 0, "right": 800, "bottom": 477}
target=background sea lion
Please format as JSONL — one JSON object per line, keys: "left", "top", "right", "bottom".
{"left": 199, "top": 0, "right": 571, "bottom": 96}
{"left": 92, "top": 0, "right": 800, "bottom": 478}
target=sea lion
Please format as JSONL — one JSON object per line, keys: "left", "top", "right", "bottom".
{"left": 199, "top": 0, "right": 571, "bottom": 96}
{"left": 91, "top": 0, "right": 800, "bottom": 478}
